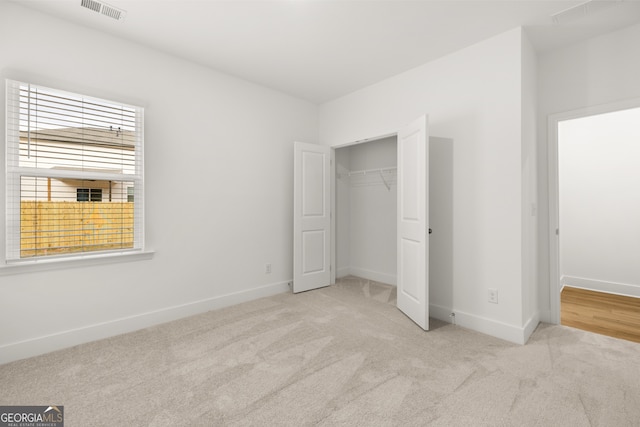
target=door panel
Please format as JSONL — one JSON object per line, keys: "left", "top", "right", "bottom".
{"left": 302, "top": 230, "right": 326, "bottom": 274}
{"left": 401, "top": 136, "right": 420, "bottom": 220}
{"left": 302, "top": 151, "right": 325, "bottom": 216}
{"left": 294, "top": 142, "right": 331, "bottom": 293}
{"left": 400, "top": 239, "right": 420, "bottom": 301}
{"left": 397, "top": 116, "right": 430, "bottom": 330}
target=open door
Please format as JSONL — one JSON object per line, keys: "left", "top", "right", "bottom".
{"left": 397, "top": 116, "right": 430, "bottom": 330}
{"left": 293, "top": 141, "right": 331, "bottom": 293}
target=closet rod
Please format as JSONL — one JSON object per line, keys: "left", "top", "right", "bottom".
{"left": 347, "top": 166, "right": 397, "bottom": 177}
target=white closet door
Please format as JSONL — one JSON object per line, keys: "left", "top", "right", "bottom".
{"left": 293, "top": 141, "right": 331, "bottom": 293}
{"left": 397, "top": 116, "right": 430, "bottom": 330}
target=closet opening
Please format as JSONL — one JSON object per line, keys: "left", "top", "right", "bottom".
{"left": 330, "top": 132, "right": 453, "bottom": 331}
{"left": 334, "top": 136, "right": 398, "bottom": 287}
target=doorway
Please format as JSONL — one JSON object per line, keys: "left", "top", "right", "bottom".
{"left": 549, "top": 101, "right": 640, "bottom": 340}
{"left": 335, "top": 136, "right": 398, "bottom": 286}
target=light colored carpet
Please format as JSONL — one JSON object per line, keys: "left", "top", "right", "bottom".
{"left": 1, "top": 276, "right": 640, "bottom": 426}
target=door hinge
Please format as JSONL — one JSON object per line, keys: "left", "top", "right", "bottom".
{"left": 556, "top": 228, "right": 559, "bottom": 236}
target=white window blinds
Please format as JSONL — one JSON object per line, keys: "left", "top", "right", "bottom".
{"left": 5, "top": 79, "right": 144, "bottom": 261}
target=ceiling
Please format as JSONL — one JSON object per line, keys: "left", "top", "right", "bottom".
{"left": 10, "top": 0, "right": 640, "bottom": 103}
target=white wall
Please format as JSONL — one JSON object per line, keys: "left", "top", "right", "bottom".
{"left": 558, "top": 108, "right": 640, "bottom": 296}
{"left": 537, "top": 22, "right": 640, "bottom": 321}
{"left": 320, "top": 28, "right": 534, "bottom": 343}
{"left": 521, "top": 33, "right": 539, "bottom": 330}
{"left": 0, "top": 2, "right": 317, "bottom": 363}
{"left": 428, "top": 137, "right": 455, "bottom": 316}
{"left": 336, "top": 137, "right": 397, "bottom": 285}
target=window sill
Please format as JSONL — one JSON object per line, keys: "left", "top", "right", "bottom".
{"left": 0, "top": 250, "right": 155, "bottom": 276}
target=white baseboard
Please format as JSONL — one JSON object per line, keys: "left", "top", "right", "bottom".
{"left": 347, "top": 266, "right": 396, "bottom": 286}
{"left": 522, "top": 310, "right": 541, "bottom": 344}
{"left": 429, "top": 303, "right": 538, "bottom": 345}
{"left": 0, "top": 280, "right": 290, "bottom": 365}
{"left": 561, "top": 275, "right": 640, "bottom": 298}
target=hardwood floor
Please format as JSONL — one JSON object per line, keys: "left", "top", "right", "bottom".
{"left": 561, "top": 286, "right": 640, "bottom": 343}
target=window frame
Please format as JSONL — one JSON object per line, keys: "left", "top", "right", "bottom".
{"left": 4, "top": 79, "right": 146, "bottom": 264}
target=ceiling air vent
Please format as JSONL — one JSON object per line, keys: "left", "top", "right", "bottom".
{"left": 80, "top": 0, "right": 127, "bottom": 21}
{"left": 80, "top": 0, "right": 101, "bottom": 13}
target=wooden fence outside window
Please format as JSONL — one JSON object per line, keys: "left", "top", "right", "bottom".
{"left": 20, "top": 201, "right": 134, "bottom": 258}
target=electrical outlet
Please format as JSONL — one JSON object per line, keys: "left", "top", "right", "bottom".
{"left": 265, "top": 263, "right": 272, "bottom": 274}
{"left": 488, "top": 288, "right": 498, "bottom": 304}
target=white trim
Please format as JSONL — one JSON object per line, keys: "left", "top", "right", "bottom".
{"left": 547, "top": 113, "right": 560, "bottom": 325}
{"left": 431, "top": 304, "right": 536, "bottom": 345}
{"left": 330, "top": 147, "right": 336, "bottom": 285}
{"left": 0, "top": 250, "right": 154, "bottom": 276}
{"left": 347, "top": 266, "right": 396, "bottom": 286}
{"left": 522, "top": 311, "right": 541, "bottom": 344}
{"left": 9, "top": 167, "right": 136, "bottom": 182}
{"left": 561, "top": 275, "right": 640, "bottom": 299}
{"left": 452, "top": 309, "right": 532, "bottom": 345}
{"left": 0, "top": 279, "right": 290, "bottom": 365}
{"left": 430, "top": 304, "right": 540, "bottom": 345}
{"left": 330, "top": 132, "right": 398, "bottom": 150}
{"left": 547, "top": 97, "right": 640, "bottom": 325}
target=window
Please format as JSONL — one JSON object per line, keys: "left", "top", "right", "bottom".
{"left": 5, "top": 80, "right": 144, "bottom": 261}
{"left": 77, "top": 188, "right": 103, "bottom": 202}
